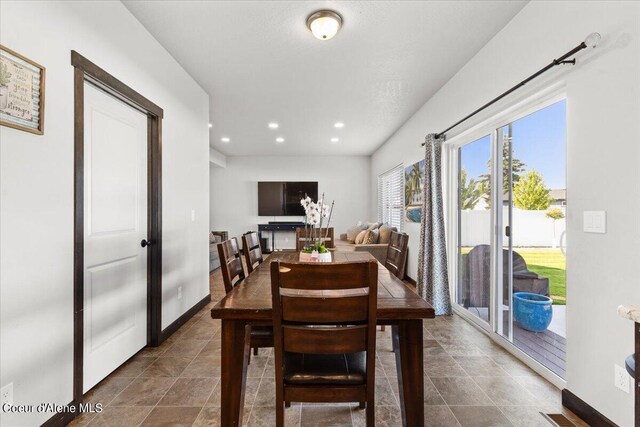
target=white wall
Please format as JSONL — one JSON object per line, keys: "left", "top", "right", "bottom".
{"left": 210, "top": 147, "right": 227, "bottom": 168}
{"left": 370, "top": 2, "right": 640, "bottom": 425}
{"left": 0, "top": 1, "right": 210, "bottom": 426}
{"left": 210, "top": 156, "right": 371, "bottom": 249}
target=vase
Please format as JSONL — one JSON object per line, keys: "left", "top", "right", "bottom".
{"left": 513, "top": 292, "right": 553, "bottom": 332}
{"left": 299, "top": 250, "right": 332, "bottom": 263}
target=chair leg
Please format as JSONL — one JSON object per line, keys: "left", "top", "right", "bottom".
{"left": 380, "top": 325, "right": 386, "bottom": 332}
{"left": 366, "top": 399, "right": 375, "bottom": 427}
{"left": 276, "top": 402, "right": 284, "bottom": 427}
{"left": 359, "top": 401, "right": 365, "bottom": 409}
{"left": 285, "top": 401, "right": 291, "bottom": 408}
{"left": 253, "top": 347, "right": 259, "bottom": 356}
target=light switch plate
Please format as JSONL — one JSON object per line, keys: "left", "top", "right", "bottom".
{"left": 615, "top": 364, "right": 630, "bottom": 393}
{"left": 583, "top": 211, "right": 606, "bottom": 233}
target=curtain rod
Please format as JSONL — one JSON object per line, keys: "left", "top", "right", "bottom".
{"left": 422, "top": 32, "right": 601, "bottom": 145}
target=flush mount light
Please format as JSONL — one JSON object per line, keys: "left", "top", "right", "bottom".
{"left": 307, "top": 10, "right": 342, "bottom": 41}
{"left": 268, "top": 122, "right": 279, "bottom": 129}
{"left": 276, "top": 137, "right": 285, "bottom": 143}
{"left": 330, "top": 137, "right": 339, "bottom": 143}
{"left": 221, "top": 137, "right": 230, "bottom": 143}
{"left": 334, "top": 122, "right": 344, "bottom": 129}
{"left": 208, "top": 123, "right": 213, "bottom": 128}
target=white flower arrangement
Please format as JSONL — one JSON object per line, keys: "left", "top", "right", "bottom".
{"left": 300, "top": 193, "right": 334, "bottom": 254}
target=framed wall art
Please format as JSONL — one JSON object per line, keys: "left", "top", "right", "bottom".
{"left": 0, "top": 45, "right": 45, "bottom": 135}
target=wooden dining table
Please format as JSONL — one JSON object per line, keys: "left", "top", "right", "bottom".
{"left": 210, "top": 250, "right": 435, "bottom": 427}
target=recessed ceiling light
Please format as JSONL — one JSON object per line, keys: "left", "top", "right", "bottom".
{"left": 221, "top": 137, "right": 230, "bottom": 143}
{"left": 208, "top": 123, "right": 213, "bottom": 128}
{"left": 331, "top": 137, "right": 339, "bottom": 143}
{"left": 268, "top": 122, "right": 279, "bottom": 129}
{"left": 334, "top": 122, "right": 344, "bottom": 128}
{"left": 307, "top": 10, "right": 343, "bottom": 41}
{"left": 276, "top": 137, "right": 285, "bottom": 143}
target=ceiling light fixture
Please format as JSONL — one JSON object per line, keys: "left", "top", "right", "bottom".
{"left": 276, "top": 137, "right": 285, "bottom": 143}
{"left": 208, "top": 123, "right": 213, "bottom": 128}
{"left": 334, "top": 122, "right": 344, "bottom": 128}
{"left": 221, "top": 137, "right": 230, "bottom": 143}
{"left": 307, "top": 10, "right": 342, "bottom": 41}
{"left": 268, "top": 122, "right": 279, "bottom": 129}
{"left": 331, "top": 137, "right": 339, "bottom": 143}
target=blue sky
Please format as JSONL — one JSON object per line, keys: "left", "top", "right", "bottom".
{"left": 461, "top": 99, "right": 566, "bottom": 189}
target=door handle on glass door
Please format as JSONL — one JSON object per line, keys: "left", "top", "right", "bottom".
{"left": 505, "top": 226, "right": 511, "bottom": 237}
{"left": 141, "top": 239, "right": 153, "bottom": 248}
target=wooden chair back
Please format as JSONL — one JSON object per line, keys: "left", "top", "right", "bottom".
{"left": 242, "top": 231, "right": 263, "bottom": 273}
{"left": 217, "top": 238, "right": 245, "bottom": 293}
{"left": 384, "top": 232, "right": 409, "bottom": 279}
{"left": 295, "top": 227, "right": 335, "bottom": 251}
{"left": 270, "top": 259, "right": 378, "bottom": 363}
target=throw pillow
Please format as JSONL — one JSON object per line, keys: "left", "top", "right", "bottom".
{"left": 346, "top": 225, "right": 364, "bottom": 242}
{"left": 367, "top": 222, "right": 379, "bottom": 231}
{"left": 355, "top": 229, "right": 368, "bottom": 244}
{"left": 378, "top": 225, "right": 397, "bottom": 244}
{"left": 363, "top": 229, "right": 379, "bottom": 244}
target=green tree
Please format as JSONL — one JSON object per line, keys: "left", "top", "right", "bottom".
{"left": 513, "top": 170, "right": 553, "bottom": 210}
{"left": 477, "top": 179, "right": 491, "bottom": 210}
{"left": 459, "top": 169, "right": 481, "bottom": 210}
{"left": 478, "top": 143, "right": 526, "bottom": 209}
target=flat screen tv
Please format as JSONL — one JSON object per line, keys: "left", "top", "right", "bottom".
{"left": 258, "top": 181, "right": 318, "bottom": 216}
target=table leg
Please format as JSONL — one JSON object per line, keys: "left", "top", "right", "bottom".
{"left": 393, "top": 320, "right": 424, "bottom": 427}
{"left": 220, "top": 319, "right": 250, "bottom": 427}
{"left": 635, "top": 322, "right": 639, "bottom": 427}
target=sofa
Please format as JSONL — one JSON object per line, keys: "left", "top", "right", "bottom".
{"left": 336, "top": 222, "right": 398, "bottom": 265}
{"left": 209, "top": 231, "right": 228, "bottom": 272}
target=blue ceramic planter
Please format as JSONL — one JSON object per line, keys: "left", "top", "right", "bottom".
{"left": 513, "top": 292, "right": 553, "bottom": 332}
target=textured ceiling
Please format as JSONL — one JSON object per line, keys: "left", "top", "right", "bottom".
{"left": 123, "top": 1, "right": 526, "bottom": 156}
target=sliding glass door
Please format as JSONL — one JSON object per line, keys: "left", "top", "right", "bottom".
{"left": 457, "top": 135, "right": 492, "bottom": 325}
{"left": 453, "top": 99, "right": 567, "bottom": 379}
{"left": 501, "top": 100, "right": 567, "bottom": 378}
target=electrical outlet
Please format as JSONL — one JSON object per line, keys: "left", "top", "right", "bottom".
{"left": 178, "top": 286, "right": 183, "bottom": 300}
{"left": 1, "top": 383, "right": 13, "bottom": 406}
{"left": 615, "top": 364, "right": 630, "bottom": 393}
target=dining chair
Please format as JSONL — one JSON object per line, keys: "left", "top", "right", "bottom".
{"left": 295, "top": 227, "right": 335, "bottom": 251}
{"left": 384, "top": 231, "right": 409, "bottom": 280}
{"left": 217, "top": 238, "right": 273, "bottom": 356}
{"left": 270, "top": 260, "right": 378, "bottom": 427}
{"left": 242, "top": 231, "right": 264, "bottom": 273}
{"left": 217, "top": 238, "right": 245, "bottom": 293}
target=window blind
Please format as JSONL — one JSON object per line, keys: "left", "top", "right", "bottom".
{"left": 377, "top": 164, "right": 404, "bottom": 231}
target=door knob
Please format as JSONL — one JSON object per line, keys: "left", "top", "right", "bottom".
{"left": 141, "top": 239, "right": 153, "bottom": 248}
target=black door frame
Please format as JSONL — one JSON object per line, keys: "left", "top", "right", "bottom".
{"left": 71, "top": 50, "right": 163, "bottom": 405}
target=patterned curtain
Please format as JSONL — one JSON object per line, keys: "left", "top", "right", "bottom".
{"left": 417, "top": 133, "right": 452, "bottom": 315}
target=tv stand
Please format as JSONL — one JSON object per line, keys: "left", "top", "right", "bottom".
{"left": 258, "top": 221, "right": 304, "bottom": 253}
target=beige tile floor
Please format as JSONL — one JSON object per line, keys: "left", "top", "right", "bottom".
{"left": 69, "top": 267, "right": 588, "bottom": 427}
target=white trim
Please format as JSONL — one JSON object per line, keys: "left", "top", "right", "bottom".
{"left": 443, "top": 82, "right": 566, "bottom": 148}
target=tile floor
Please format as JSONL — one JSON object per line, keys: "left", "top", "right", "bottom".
{"left": 69, "top": 267, "right": 588, "bottom": 427}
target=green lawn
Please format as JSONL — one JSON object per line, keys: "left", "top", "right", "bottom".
{"left": 516, "top": 248, "right": 566, "bottom": 305}
{"left": 459, "top": 247, "right": 566, "bottom": 305}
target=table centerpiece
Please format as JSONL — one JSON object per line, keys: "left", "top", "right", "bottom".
{"left": 299, "top": 193, "right": 334, "bottom": 262}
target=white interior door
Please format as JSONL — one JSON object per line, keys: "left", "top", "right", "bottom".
{"left": 83, "top": 82, "right": 148, "bottom": 392}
